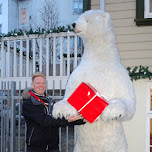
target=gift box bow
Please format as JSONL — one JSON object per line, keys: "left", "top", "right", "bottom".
{"left": 67, "top": 82, "right": 108, "bottom": 123}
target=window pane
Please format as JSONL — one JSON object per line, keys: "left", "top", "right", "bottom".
{"left": 79, "top": 9, "right": 83, "bottom": 13}
{"left": 79, "top": 0, "right": 83, "bottom": 9}
{"left": 73, "top": 1, "right": 78, "bottom": 13}
{"left": 73, "top": 0, "right": 83, "bottom": 13}
{"left": 0, "top": 5, "right": 1, "bottom": 14}
{"left": 79, "top": 1, "right": 83, "bottom": 13}
{"left": 0, "top": 24, "right": 2, "bottom": 33}
{"left": 74, "top": 0, "right": 78, "bottom": 9}
{"left": 74, "top": 8, "right": 78, "bottom": 13}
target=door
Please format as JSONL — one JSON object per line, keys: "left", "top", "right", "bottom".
{"left": 146, "top": 82, "right": 152, "bottom": 152}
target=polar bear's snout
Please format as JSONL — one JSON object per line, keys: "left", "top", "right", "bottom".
{"left": 72, "top": 22, "right": 81, "bottom": 34}
{"left": 72, "top": 23, "right": 76, "bottom": 28}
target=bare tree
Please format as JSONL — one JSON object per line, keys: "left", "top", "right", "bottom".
{"left": 31, "top": 0, "right": 60, "bottom": 73}
{"left": 40, "top": 0, "right": 59, "bottom": 29}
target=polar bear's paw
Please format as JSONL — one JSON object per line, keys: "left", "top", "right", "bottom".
{"left": 52, "top": 100, "right": 78, "bottom": 119}
{"left": 101, "top": 99, "right": 127, "bottom": 122}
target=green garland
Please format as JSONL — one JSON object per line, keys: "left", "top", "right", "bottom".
{"left": 127, "top": 65, "right": 152, "bottom": 81}
{"left": 63, "top": 53, "right": 82, "bottom": 58}
{"left": 0, "top": 25, "right": 74, "bottom": 39}
{"left": 1, "top": 25, "right": 74, "bottom": 58}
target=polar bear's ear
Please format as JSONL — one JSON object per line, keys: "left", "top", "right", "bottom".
{"left": 103, "top": 12, "right": 111, "bottom": 27}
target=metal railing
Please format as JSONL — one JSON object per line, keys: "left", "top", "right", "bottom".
{"left": 0, "top": 81, "right": 75, "bottom": 152}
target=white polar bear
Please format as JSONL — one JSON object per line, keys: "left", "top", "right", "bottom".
{"left": 53, "top": 10, "right": 136, "bottom": 152}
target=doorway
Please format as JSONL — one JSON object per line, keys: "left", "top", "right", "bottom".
{"left": 146, "top": 83, "right": 152, "bottom": 152}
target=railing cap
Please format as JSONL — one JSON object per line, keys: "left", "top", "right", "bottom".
{"left": 1, "top": 32, "right": 78, "bottom": 41}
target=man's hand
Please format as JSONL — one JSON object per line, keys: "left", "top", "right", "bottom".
{"left": 67, "top": 114, "right": 84, "bottom": 122}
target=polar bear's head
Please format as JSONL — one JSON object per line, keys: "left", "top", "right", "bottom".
{"left": 72, "top": 10, "right": 115, "bottom": 44}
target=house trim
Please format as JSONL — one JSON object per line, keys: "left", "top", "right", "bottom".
{"left": 135, "top": 0, "right": 152, "bottom": 26}
{"left": 146, "top": 82, "right": 152, "bottom": 152}
{"left": 100, "top": 0, "right": 105, "bottom": 11}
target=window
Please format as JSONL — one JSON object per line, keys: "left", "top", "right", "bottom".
{"left": 0, "top": 24, "right": 1, "bottom": 33}
{"left": 145, "top": 0, "right": 152, "bottom": 18}
{"left": 73, "top": 0, "right": 83, "bottom": 14}
{"left": 73, "top": 0, "right": 91, "bottom": 13}
{"left": 21, "top": 8, "right": 26, "bottom": 24}
{"left": 146, "top": 83, "right": 152, "bottom": 152}
{"left": 135, "top": 0, "right": 152, "bottom": 26}
{"left": 0, "top": 4, "right": 2, "bottom": 15}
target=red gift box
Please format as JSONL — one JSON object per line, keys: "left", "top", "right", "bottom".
{"left": 67, "top": 82, "right": 108, "bottom": 123}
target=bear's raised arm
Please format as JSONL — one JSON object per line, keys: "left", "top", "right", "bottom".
{"left": 101, "top": 68, "right": 136, "bottom": 122}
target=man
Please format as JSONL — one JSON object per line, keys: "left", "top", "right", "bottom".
{"left": 22, "top": 72, "right": 85, "bottom": 152}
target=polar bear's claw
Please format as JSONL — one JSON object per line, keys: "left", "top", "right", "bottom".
{"left": 52, "top": 100, "right": 78, "bottom": 119}
{"left": 101, "top": 99, "right": 126, "bottom": 122}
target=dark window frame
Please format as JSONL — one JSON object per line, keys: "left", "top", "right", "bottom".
{"left": 83, "top": 0, "right": 91, "bottom": 12}
{"left": 134, "top": 0, "right": 152, "bottom": 26}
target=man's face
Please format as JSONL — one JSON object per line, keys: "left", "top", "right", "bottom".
{"left": 31, "top": 76, "right": 46, "bottom": 95}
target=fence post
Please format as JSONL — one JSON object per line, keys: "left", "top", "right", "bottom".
{"left": 1, "top": 81, "right": 4, "bottom": 152}
{"left": 10, "top": 81, "right": 16, "bottom": 152}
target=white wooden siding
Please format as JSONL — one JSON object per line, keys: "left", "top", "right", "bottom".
{"left": 114, "top": 26, "right": 152, "bottom": 35}
{"left": 91, "top": 5, "right": 100, "bottom": 9}
{"left": 91, "top": 0, "right": 100, "bottom": 6}
{"left": 106, "top": 0, "right": 135, "bottom": 4}
{"left": 120, "top": 50, "right": 152, "bottom": 59}
{"left": 116, "top": 34, "right": 152, "bottom": 43}
{"left": 118, "top": 42, "right": 152, "bottom": 51}
{"left": 110, "top": 10, "right": 135, "bottom": 19}
{"left": 106, "top": 2, "right": 135, "bottom": 11}
{"left": 105, "top": 0, "right": 152, "bottom": 70}
{"left": 91, "top": 0, "right": 100, "bottom": 9}
{"left": 113, "top": 18, "right": 136, "bottom": 27}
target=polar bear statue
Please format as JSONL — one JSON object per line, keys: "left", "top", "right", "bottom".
{"left": 53, "top": 10, "right": 136, "bottom": 152}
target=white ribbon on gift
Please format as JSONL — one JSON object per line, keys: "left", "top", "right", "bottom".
{"left": 78, "top": 92, "right": 107, "bottom": 113}
{"left": 78, "top": 94, "right": 97, "bottom": 112}
{"left": 96, "top": 92, "right": 108, "bottom": 101}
